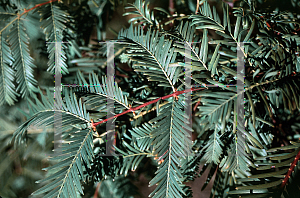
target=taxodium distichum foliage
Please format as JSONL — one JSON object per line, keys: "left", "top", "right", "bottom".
{"left": 0, "top": 0, "right": 300, "bottom": 197}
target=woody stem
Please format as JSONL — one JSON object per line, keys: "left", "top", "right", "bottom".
{"left": 91, "top": 87, "right": 206, "bottom": 128}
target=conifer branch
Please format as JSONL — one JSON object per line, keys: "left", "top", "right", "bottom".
{"left": 91, "top": 87, "right": 207, "bottom": 128}
{"left": 0, "top": 0, "right": 59, "bottom": 34}
{"left": 280, "top": 149, "right": 300, "bottom": 188}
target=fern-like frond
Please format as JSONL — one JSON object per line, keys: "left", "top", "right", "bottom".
{"left": 0, "top": 31, "right": 18, "bottom": 105}
{"left": 148, "top": 97, "right": 192, "bottom": 198}
{"left": 201, "top": 126, "right": 224, "bottom": 164}
{"left": 130, "top": 122, "right": 153, "bottom": 152}
{"left": 115, "top": 123, "right": 153, "bottom": 176}
{"left": 190, "top": 1, "right": 254, "bottom": 71}
{"left": 229, "top": 142, "right": 300, "bottom": 197}
{"left": 0, "top": 5, "right": 16, "bottom": 22}
{"left": 7, "top": 18, "right": 37, "bottom": 98}
{"left": 219, "top": 133, "right": 256, "bottom": 172}
{"left": 11, "top": 88, "right": 93, "bottom": 197}
{"left": 118, "top": 24, "right": 180, "bottom": 92}
{"left": 123, "top": 0, "right": 155, "bottom": 26}
{"left": 76, "top": 71, "right": 130, "bottom": 113}
{"left": 194, "top": 90, "right": 236, "bottom": 127}
{"left": 167, "top": 21, "right": 208, "bottom": 70}
{"left": 40, "top": 3, "right": 71, "bottom": 74}
{"left": 190, "top": 2, "right": 248, "bottom": 76}
{"left": 116, "top": 141, "right": 149, "bottom": 176}
{"left": 191, "top": 1, "right": 224, "bottom": 33}
{"left": 32, "top": 128, "right": 94, "bottom": 197}
{"left": 12, "top": 88, "right": 90, "bottom": 145}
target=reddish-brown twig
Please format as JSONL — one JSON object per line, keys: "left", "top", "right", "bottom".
{"left": 90, "top": 87, "right": 206, "bottom": 129}
{"left": 280, "top": 149, "right": 300, "bottom": 188}
{"left": 93, "top": 181, "right": 102, "bottom": 198}
{"left": 193, "top": 99, "right": 201, "bottom": 112}
{"left": 23, "top": 0, "right": 59, "bottom": 14}
{"left": 169, "top": 0, "right": 175, "bottom": 15}
{"left": 0, "top": 0, "right": 59, "bottom": 34}
{"left": 195, "top": 0, "right": 200, "bottom": 14}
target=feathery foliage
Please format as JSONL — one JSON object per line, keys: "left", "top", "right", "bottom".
{"left": 39, "top": 3, "right": 71, "bottom": 75}
{"left": 1, "top": 0, "right": 300, "bottom": 197}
